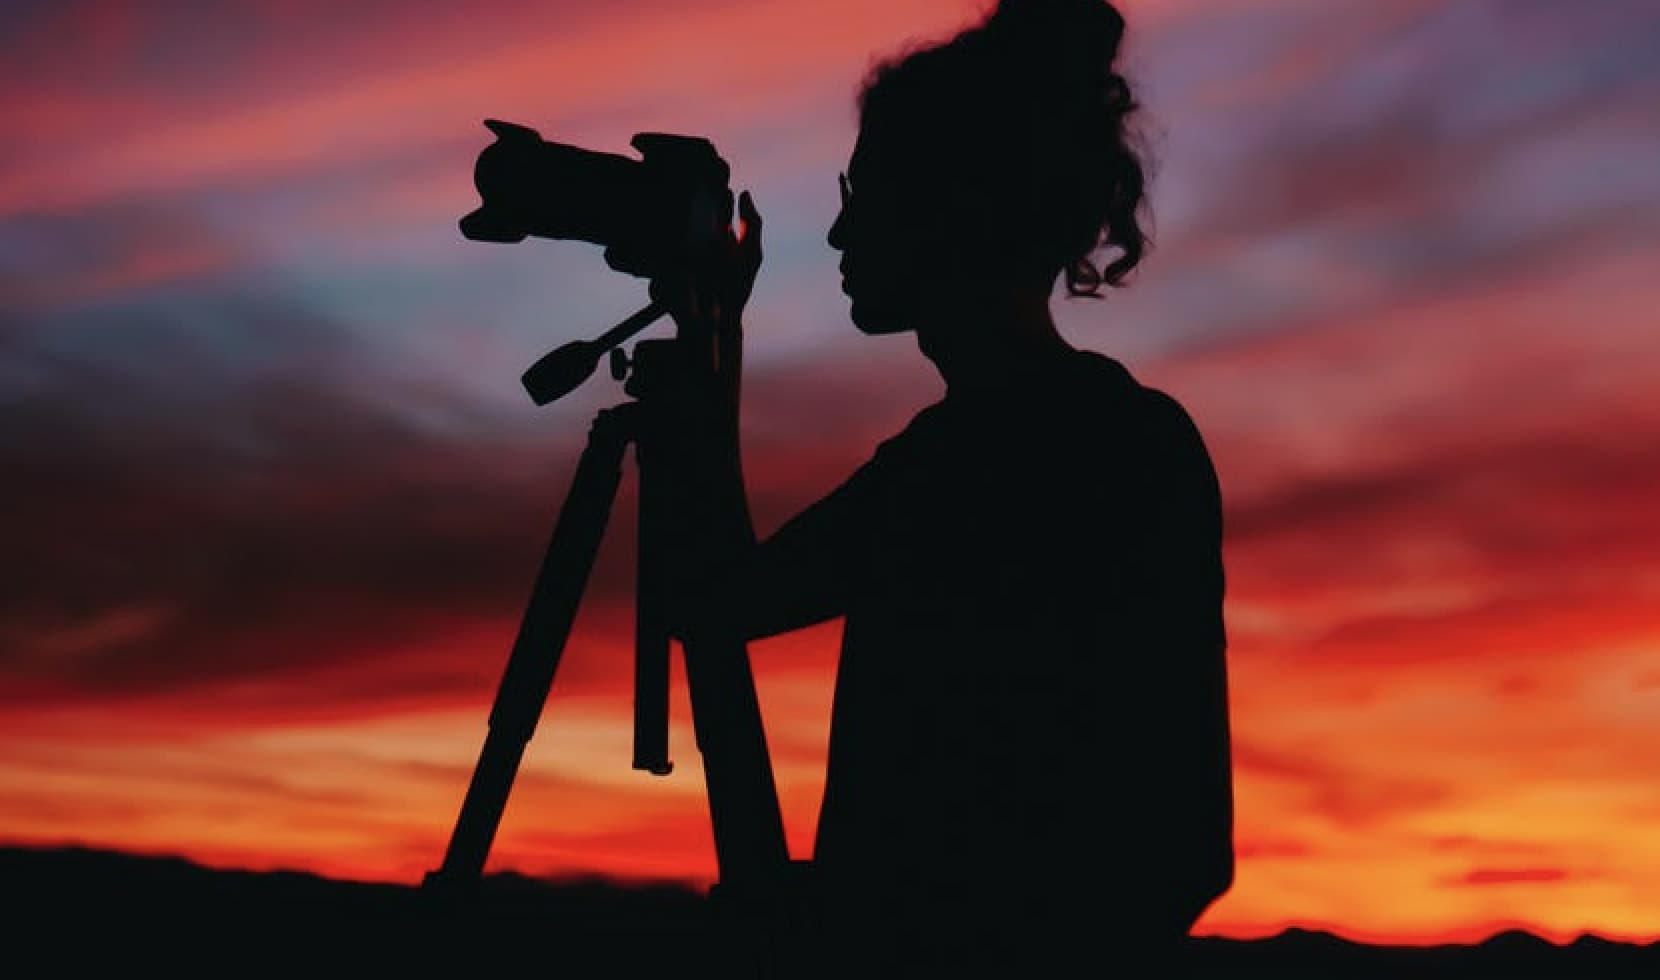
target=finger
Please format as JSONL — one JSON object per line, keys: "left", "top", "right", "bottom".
{"left": 736, "top": 191, "right": 763, "bottom": 287}
{"left": 736, "top": 190, "right": 762, "bottom": 246}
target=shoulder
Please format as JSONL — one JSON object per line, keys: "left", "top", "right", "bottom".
{"left": 1138, "top": 386, "right": 1212, "bottom": 464}
{"left": 1072, "top": 353, "right": 1202, "bottom": 446}
{"left": 1135, "top": 386, "right": 1224, "bottom": 541}
{"left": 1075, "top": 351, "right": 1222, "bottom": 508}
{"left": 1074, "top": 351, "right": 1207, "bottom": 451}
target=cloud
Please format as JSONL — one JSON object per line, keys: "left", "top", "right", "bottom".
{"left": 0, "top": 204, "right": 252, "bottom": 311}
{"left": 1144, "top": 238, "right": 1660, "bottom": 658}
{"left": 1453, "top": 868, "right": 1573, "bottom": 887}
{"left": 1232, "top": 739, "right": 1453, "bottom": 829}
{"left": 1, "top": 285, "right": 566, "bottom": 709}
{"left": 0, "top": 0, "right": 985, "bottom": 218}
{"left": 1234, "top": 837, "right": 1313, "bottom": 860}
{"left": 0, "top": 279, "right": 922, "bottom": 726}
{"left": 1098, "top": 0, "right": 1660, "bottom": 361}
{"left": 1429, "top": 835, "right": 1551, "bottom": 857}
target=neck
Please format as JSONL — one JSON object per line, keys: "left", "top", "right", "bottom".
{"left": 915, "top": 289, "right": 1073, "bottom": 392}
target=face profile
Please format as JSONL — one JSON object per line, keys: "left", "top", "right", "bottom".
{"left": 827, "top": 139, "right": 935, "bottom": 337}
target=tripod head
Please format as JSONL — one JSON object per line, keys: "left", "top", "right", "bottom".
{"left": 518, "top": 302, "right": 667, "bottom": 405}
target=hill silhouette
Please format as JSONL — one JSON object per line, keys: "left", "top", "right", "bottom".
{"left": 3, "top": 845, "right": 1653, "bottom": 977}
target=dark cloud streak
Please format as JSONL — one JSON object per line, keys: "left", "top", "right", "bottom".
{"left": 0, "top": 283, "right": 936, "bottom": 719}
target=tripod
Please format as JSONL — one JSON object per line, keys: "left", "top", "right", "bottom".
{"left": 423, "top": 307, "right": 791, "bottom": 908}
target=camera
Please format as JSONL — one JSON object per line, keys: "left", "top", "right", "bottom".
{"left": 460, "top": 119, "right": 733, "bottom": 279}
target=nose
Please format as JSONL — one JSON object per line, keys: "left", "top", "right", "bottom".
{"left": 828, "top": 204, "right": 848, "bottom": 253}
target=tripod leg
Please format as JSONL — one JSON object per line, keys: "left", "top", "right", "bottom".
{"left": 680, "top": 631, "right": 790, "bottom": 893}
{"left": 425, "top": 404, "right": 636, "bottom": 889}
{"left": 633, "top": 429, "right": 673, "bottom": 776}
{"left": 625, "top": 340, "right": 790, "bottom": 898}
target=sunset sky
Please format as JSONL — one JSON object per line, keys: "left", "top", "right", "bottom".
{"left": 3, "top": 0, "right": 1659, "bottom": 947}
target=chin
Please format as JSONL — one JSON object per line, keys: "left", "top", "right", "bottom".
{"left": 848, "top": 295, "right": 913, "bottom": 336}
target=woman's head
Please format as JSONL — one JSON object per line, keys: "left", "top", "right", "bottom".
{"left": 829, "top": 0, "right": 1149, "bottom": 335}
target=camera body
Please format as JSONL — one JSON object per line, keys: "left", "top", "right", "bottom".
{"left": 460, "top": 119, "right": 732, "bottom": 279}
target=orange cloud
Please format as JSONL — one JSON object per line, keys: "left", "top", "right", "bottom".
{"left": 1457, "top": 868, "right": 1572, "bottom": 886}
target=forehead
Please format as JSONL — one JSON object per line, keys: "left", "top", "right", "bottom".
{"left": 847, "top": 137, "right": 870, "bottom": 184}
{"left": 846, "top": 131, "right": 898, "bottom": 189}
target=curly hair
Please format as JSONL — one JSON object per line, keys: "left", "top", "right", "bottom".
{"left": 856, "top": 0, "right": 1150, "bottom": 296}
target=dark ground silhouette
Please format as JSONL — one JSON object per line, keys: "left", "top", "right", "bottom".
{"left": 4, "top": 846, "right": 1653, "bottom": 978}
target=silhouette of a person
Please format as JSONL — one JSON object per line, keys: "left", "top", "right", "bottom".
{"left": 659, "top": 0, "right": 1233, "bottom": 974}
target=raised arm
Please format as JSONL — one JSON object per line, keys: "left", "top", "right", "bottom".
{"left": 648, "top": 189, "right": 871, "bottom": 645}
